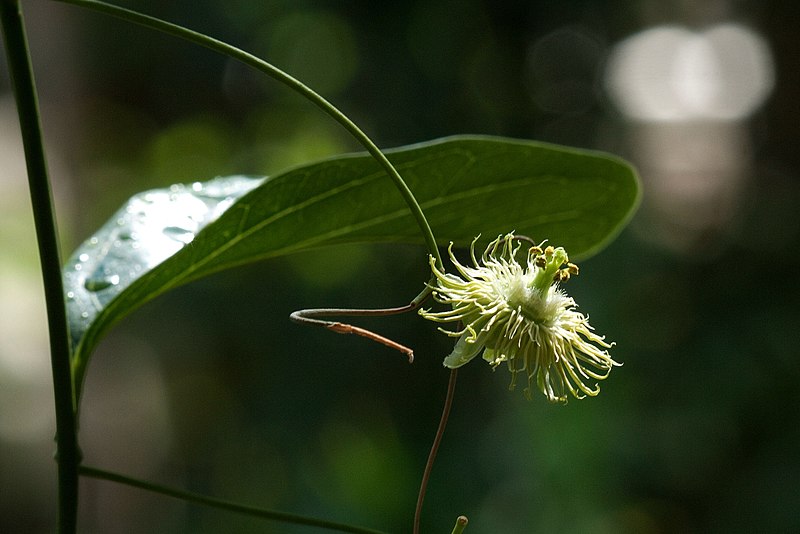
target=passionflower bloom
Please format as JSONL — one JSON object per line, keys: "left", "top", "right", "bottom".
{"left": 419, "top": 233, "right": 619, "bottom": 403}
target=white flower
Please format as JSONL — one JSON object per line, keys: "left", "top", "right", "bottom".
{"left": 420, "top": 233, "right": 619, "bottom": 403}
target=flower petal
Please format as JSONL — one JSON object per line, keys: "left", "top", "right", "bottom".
{"left": 442, "top": 333, "right": 485, "bottom": 368}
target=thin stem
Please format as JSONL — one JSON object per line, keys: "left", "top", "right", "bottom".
{"left": 0, "top": 1, "right": 79, "bottom": 532}
{"left": 79, "top": 466, "right": 387, "bottom": 534}
{"left": 51, "top": 0, "right": 442, "bottom": 268}
{"left": 290, "top": 298, "right": 429, "bottom": 362}
{"left": 451, "top": 516, "right": 469, "bottom": 534}
{"left": 326, "top": 322, "right": 415, "bottom": 362}
{"left": 414, "top": 368, "right": 458, "bottom": 534}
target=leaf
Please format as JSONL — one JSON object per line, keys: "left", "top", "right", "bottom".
{"left": 64, "top": 135, "right": 640, "bottom": 395}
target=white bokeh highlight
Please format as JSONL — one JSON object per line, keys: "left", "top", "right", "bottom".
{"left": 606, "top": 24, "right": 774, "bottom": 122}
{"left": 604, "top": 23, "right": 774, "bottom": 254}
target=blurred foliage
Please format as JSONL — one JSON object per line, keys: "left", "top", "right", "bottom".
{"left": 2, "top": 0, "right": 800, "bottom": 533}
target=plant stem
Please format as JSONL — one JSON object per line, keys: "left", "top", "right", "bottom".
{"left": 451, "top": 516, "right": 469, "bottom": 534}
{"left": 51, "top": 0, "right": 442, "bottom": 268}
{"left": 0, "top": 1, "right": 79, "bottom": 532}
{"left": 414, "top": 369, "right": 458, "bottom": 534}
{"left": 79, "top": 465, "right": 388, "bottom": 534}
{"left": 290, "top": 298, "right": 431, "bottom": 362}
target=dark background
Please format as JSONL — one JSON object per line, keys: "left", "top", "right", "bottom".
{"left": 1, "top": 0, "right": 799, "bottom": 532}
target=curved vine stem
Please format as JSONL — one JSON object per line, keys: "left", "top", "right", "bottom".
{"left": 414, "top": 368, "right": 458, "bottom": 534}
{"left": 0, "top": 1, "right": 79, "bottom": 532}
{"left": 51, "top": 0, "right": 442, "bottom": 269}
{"left": 290, "top": 292, "right": 431, "bottom": 362}
{"left": 79, "top": 466, "right": 388, "bottom": 534}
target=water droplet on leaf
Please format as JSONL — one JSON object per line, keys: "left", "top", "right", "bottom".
{"left": 84, "top": 274, "right": 121, "bottom": 292}
{"left": 162, "top": 226, "right": 195, "bottom": 244}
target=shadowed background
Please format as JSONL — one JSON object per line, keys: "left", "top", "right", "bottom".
{"left": 1, "top": 0, "right": 798, "bottom": 532}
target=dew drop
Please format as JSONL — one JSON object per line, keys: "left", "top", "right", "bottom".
{"left": 163, "top": 226, "right": 195, "bottom": 244}
{"left": 79, "top": 253, "right": 90, "bottom": 262}
{"left": 66, "top": 291, "right": 75, "bottom": 300}
{"left": 192, "top": 182, "right": 203, "bottom": 192}
{"left": 84, "top": 274, "right": 121, "bottom": 292}
{"left": 80, "top": 311, "right": 89, "bottom": 319}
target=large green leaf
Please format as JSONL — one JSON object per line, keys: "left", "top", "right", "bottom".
{"left": 64, "top": 135, "right": 640, "bottom": 394}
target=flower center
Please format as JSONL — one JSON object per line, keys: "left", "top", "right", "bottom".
{"left": 506, "top": 276, "right": 552, "bottom": 323}
{"left": 530, "top": 246, "right": 571, "bottom": 292}
{"left": 503, "top": 245, "right": 578, "bottom": 324}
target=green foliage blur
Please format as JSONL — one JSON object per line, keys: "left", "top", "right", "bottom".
{"left": 1, "top": 0, "right": 799, "bottom": 533}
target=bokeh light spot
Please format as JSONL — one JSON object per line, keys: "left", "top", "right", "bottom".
{"left": 606, "top": 23, "right": 774, "bottom": 122}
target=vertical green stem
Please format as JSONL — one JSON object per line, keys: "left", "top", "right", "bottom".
{"left": 0, "top": 1, "right": 79, "bottom": 532}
